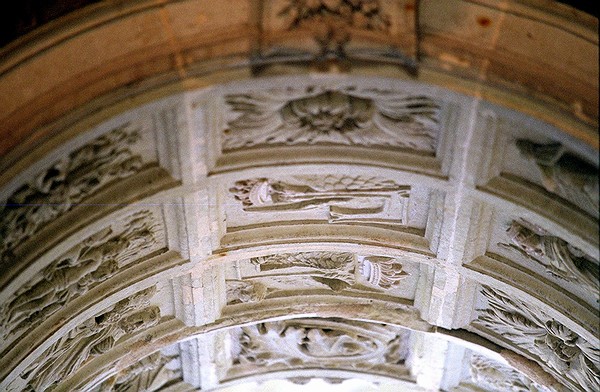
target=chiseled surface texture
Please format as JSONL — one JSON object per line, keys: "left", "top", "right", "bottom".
{"left": 0, "top": 2, "right": 597, "bottom": 392}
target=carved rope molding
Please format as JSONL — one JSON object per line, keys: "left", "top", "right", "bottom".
{"left": 223, "top": 86, "right": 440, "bottom": 153}
{"left": 473, "top": 286, "right": 600, "bottom": 392}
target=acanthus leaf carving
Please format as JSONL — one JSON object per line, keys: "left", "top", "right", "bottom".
{"left": 501, "top": 220, "right": 599, "bottom": 295}
{"left": 20, "top": 286, "right": 160, "bottom": 392}
{"left": 516, "top": 140, "right": 599, "bottom": 217}
{"left": 474, "top": 286, "right": 600, "bottom": 392}
{"left": 230, "top": 175, "right": 410, "bottom": 224}
{"left": 224, "top": 87, "right": 440, "bottom": 152}
{"left": 230, "top": 318, "right": 409, "bottom": 378}
{"left": 0, "top": 210, "right": 162, "bottom": 345}
{"left": 0, "top": 126, "right": 146, "bottom": 264}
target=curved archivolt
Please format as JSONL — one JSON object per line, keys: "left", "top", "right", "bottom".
{"left": 0, "top": 67, "right": 598, "bottom": 392}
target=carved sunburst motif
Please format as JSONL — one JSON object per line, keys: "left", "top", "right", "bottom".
{"left": 223, "top": 87, "right": 440, "bottom": 152}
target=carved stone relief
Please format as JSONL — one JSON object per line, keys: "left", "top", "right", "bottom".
{"left": 224, "top": 87, "right": 440, "bottom": 152}
{"left": 516, "top": 140, "right": 599, "bottom": 217}
{"left": 501, "top": 220, "right": 599, "bottom": 295}
{"left": 0, "top": 125, "right": 147, "bottom": 264}
{"left": 469, "top": 353, "right": 552, "bottom": 392}
{"left": 230, "top": 175, "right": 410, "bottom": 225}
{"left": 473, "top": 286, "right": 599, "bottom": 392}
{"left": 226, "top": 251, "right": 408, "bottom": 304}
{"left": 278, "top": 0, "right": 392, "bottom": 57}
{"left": 228, "top": 318, "right": 410, "bottom": 380}
{"left": 0, "top": 210, "right": 164, "bottom": 347}
{"left": 225, "top": 280, "right": 268, "bottom": 305}
{"left": 91, "top": 352, "right": 183, "bottom": 392}
{"left": 20, "top": 286, "right": 160, "bottom": 392}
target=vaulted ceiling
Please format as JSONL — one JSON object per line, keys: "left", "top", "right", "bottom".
{"left": 0, "top": 1, "right": 597, "bottom": 392}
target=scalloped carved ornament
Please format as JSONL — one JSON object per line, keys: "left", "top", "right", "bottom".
{"left": 516, "top": 140, "right": 599, "bottom": 217}
{"left": 224, "top": 87, "right": 439, "bottom": 152}
{"left": 20, "top": 286, "right": 160, "bottom": 392}
{"left": 474, "top": 286, "right": 599, "bottom": 392}
{"left": 230, "top": 175, "right": 410, "bottom": 224}
{"left": 230, "top": 318, "right": 409, "bottom": 378}
{"left": 0, "top": 210, "right": 162, "bottom": 347}
{"left": 502, "top": 220, "right": 599, "bottom": 295}
{"left": 0, "top": 126, "right": 145, "bottom": 264}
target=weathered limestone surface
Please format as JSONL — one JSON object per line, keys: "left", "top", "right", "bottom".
{"left": 0, "top": 2, "right": 597, "bottom": 392}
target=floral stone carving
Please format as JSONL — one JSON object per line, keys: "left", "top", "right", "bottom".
{"left": 92, "top": 352, "right": 182, "bottom": 392}
{"left": 224, "top": 87, "right": 440, "bottom": 152}
{"left": 20, "top": 286, "right": 160, "bottom": 392}
{"left": 230, "top": 175, "right": 410, "bottom": 224}
{"left": 502, "top": 220, "right": 599, "bottom": 295}
{"left": 516, "top": 140, "right": 599, "bottom": 217}
{"left": 474, "top": 286, "right": 599, "bottom": 392}
{"left": 470, "top": 353, "right": 552, "bottom": 392}
{"left": 229, "top": 318, "right": 409, "bottom": 378}
{"left": 0, "top": 210, "right": 162, "bottom": 345}
{"left": 0, "top": 126, "right": 146, "bottom": 264}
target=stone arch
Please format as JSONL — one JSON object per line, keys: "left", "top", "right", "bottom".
{"left": 0, "top": 2, "right": 597, "bottom": 392}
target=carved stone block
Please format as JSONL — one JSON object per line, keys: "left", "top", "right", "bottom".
{"left": 501, "top": 220, "right": 599, "bottom": 295}
{"left": 229, "top": 174, "right": 410, "bottom": 226}
{"left": 0, "top": 210, "right": 166, "bottom": 349}
{"left": 223, "top": 87, "right": 440, "bottom": 152}
{"left": 257, "top": 0, "right": 418, "bottom": 67}
{"left": 227, "top": 318, "right": 410, "bottom": 380}
{"left": 225, "top": 251, "right": 408, "bottom": 304}
{"left": 473, "top": 286, "right": 599, "bottom": 392}
{"left": 91, "top": 352, "right": 183, "bottom": 392}
{"left": 0, "top": 126, "right": 149, "bottom": 265}
{"left": 19, "top": 286, "right": 160, "bottom": 392}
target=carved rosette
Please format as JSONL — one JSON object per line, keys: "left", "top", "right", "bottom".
{"left": 0, "top": 210, "right": 163, "bottom": 349}
{"left": 227, "top": 318, "right": 410, "bottom": 380}
{"left": 502, "top": 220, "right": 599, "bottom": 295}
{"left": 473, "top": 286, "right": 600, "bottom": 392}
{"left": 224, "top": 87, "right": 440, "bottom": 152}
{"left": 0, "top": 126, "right": 146, "bottom": 264}
{"left": 18, "top": 286, "right": 160, "bottom": 392}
